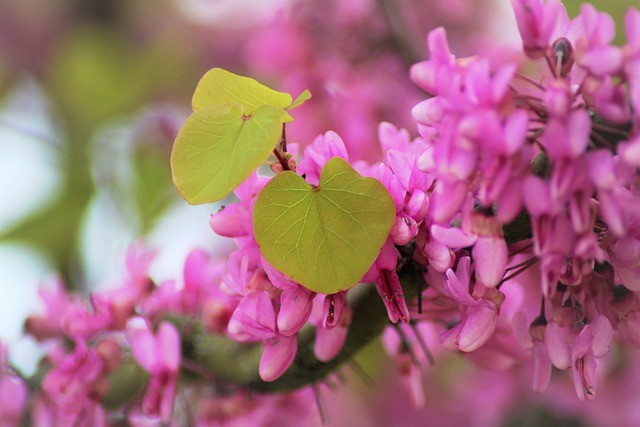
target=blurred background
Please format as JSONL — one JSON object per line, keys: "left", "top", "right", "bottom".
{"left": 0, "top": 0, "right": 637, "bottom": 426}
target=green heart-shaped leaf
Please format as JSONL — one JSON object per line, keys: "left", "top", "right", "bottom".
{"left": 192, "top": 68, "right": 293, "bottom": 112}
{"left": 253, "top": 157, "right": 395, "bottom": 293}
{"left": 171, "top": 103, "right": 288, "bottom": 204}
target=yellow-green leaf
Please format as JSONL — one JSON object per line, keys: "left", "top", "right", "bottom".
{"left": 192, "top": 68, "right": 292, "bottom": 112}
{"left": 171, "top": 103, "right": 286, "bottom": 204}
{"left": 253, "top": 157, "right": 395, "bottom": 293}
{"left": 287, "top": 89, "right": 312, "bottom": 110}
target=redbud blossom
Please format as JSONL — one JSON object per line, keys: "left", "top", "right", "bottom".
{"left": 127, "top": 319, "right": 181, "bottom": 422}
{"left": 0, "top": 343, "right": 27, "bottom": 427}
{"left": 442, "top": 257, "right": 501, "bottom": 352}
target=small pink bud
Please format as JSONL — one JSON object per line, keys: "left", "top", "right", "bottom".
{"left": 209, "top": 204, "right": 248, "bottom": 238}
{"left": 259, "top": 335, "right": 297, "bottom": 382}
{"left": 472, "top": 236, "right": 508, "bottom": 287}
{"left": 456, "top": 299, "right": 499, "bottom": 352}
{"left": 315, "top": 306, "right": 352, "bottom": 362}
{"left": 277, "top": 287, "right": 314, "bottom": 336}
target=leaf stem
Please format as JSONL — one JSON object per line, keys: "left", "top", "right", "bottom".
{"left": 272, "top": 148, "right": 291, "bottom": 171}
{"left": 272, "top": 124, "right": 291, "bottom": 171}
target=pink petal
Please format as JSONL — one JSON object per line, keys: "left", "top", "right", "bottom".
{"left": 375, "top": 269, "right": 410, "bottom": 324}
{"left": 259, "top": 335, "right": 297, "bottom": 382}
{"left": 567, "top": 110, "right": 591, "bottom": 157}
{"left": 157, "top": 322, "right": 181, "bottom": 372}
{"left": 544, "top": 322, "right": 572, "bottom": 370}
{"left": 277, "top": 287, "right": 314, "bottom": 336}
{"left": 423, "top": 239, "right": 455, "bottom": 273}
{"left": 262, "top": 257, "right": 299, "bottom": 291}
{"left": 427, "top": 27, "right": 453, "bottom": 64}
{"left": 209, "top": 204, "right": 248, "bottom": 238}
{"left": 503, "top": 110, "right": 528, "bottom": 155}
{"left": 387, "top": 150, "right": 412, "bottom": 189}
{"left": 523, "top": 175, "right": 552, "bottom": 217}
{"left": 573, "top": 354, "right": 598, "bottom": 401}
{"left": 589, "top": 315, "right": 613, "bottom": 357}
{"left": 625, "top": 8, "right": 640, "bottom": 51}
{"left": 315, "top": 306, "right": 352, "bottom": 362}
{"left": 532, "top": 341, "right": 552, "bottom": 392}
{"left": 391, "top": 215, "right": 418, "bottom": 246}
{"left": 127, "top": 317, "right": 159, "bottom": 373}
{"left": 322, "top": 291, "right": 347, "bottom": 329}
{"left": 183, "top": 249, "right": 208, "bottom": 293}
{"left": 227, "top": 291, "right": 276, "bottom": 339}
{"left": 511, "top": 311, "right": 533, "bottom": 349}
{"left": 410, "top": 61, "right": 439, "bottom": 95}
{"left": 0, "top": 374, "right": 28, "bottom": 423}
{"left": 406, "top": 190, "right": 429, "bottom": 221}
{"left": 445, "top": 259, "right": 476, "bottom": 307}
{"left": 579, "top": 46, "right": 623, "bottom": 76}
{"left": 412, "top": 98, "right": 445, "bottom": 127}
{"left": 456, "top": 299, "right": 498, "bottom": 352}
{"left": 430, "top": 225, "right": 477, "bottom": 248}
{"left": 473, "top": 236, "right": 508, "bottom": 287}
{"left": 496, "top": 179, "right": 524, "bottom": 222}
{"left": 618, "top": 136, "right": 640, "bottom": 167}
{"left": 430, "top": 180, "right": 469, "bottom": 223}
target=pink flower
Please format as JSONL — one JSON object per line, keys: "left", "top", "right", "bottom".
{"left": 410, "top": 27, "right": 455, "bottom": 96}
{"left": 25, "top": 279, "right": 78, "bottom": 341}
{"left": 209, "top": 171, "right": 269, "bottom": 239}
{"left": 610, "top": 287, "right": 640, "bottom": 346}
{"left": 512, "top": 312, "right": 552, "bottom": 392}
{"left": 545, "top": 309, "right": 612, "bottom": 401}
{"left": 227, "top": 291, "right": 276, "bottom": 341}
{"left": 608, "top": 218, "right": 640, "bottom": 291}
{"left": 0, "top": 343, "right": 27, "bottom": 427}
{"left": 127, "top": 318, "right": 181, "bottom": 422}
{"left": 542, "top": 110, "right": 591, "bottom": 161}
{"left": 511, "top": 0, "right": 569, "bottom": 58}
{"left": 41, "top": 340, "right": 118, "bottom": 427}
{"left": 297, "top": 131, "right": 350, "bottom": 186}
{"left": 430, "top": 212, "right": 508, "bottom": 288}
{"left": 315, "top": 306, "right": 352, "bottom": 362}
{"left": 362, "top": 238, "right": 410, "bottom": 323}
{"left": 570, "top": 315, "right": 612, "bottom": 400}
{"left": 322, "top": 291, "right": 347, "bottom": 329}
{"left": 574, "top": 4, "right": 623, "bottom": 76}
{"left": 123, "top": 242, "right": 156, "bottom": 299}
{"left": 261, "top": 258, "right": 315, "bottom": 336}
{"left": 259, "top": 335, "right": 297, "bottom": 382}
{"left": 277, "top": 286, "right": 315, "bottom": 336}
{"left": 441, "top": 257, "right": 502, "bottom": 352}
{"left": 173, "top": 249, "right": 225, "bottom": 315}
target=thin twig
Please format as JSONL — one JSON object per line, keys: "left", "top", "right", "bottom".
{"left": 348, "top": 360, "right": 375, "bottom": 388}
{"left": 312, "top": 384, "right": 329, "bottom": 425}
{"left": 393, "top": 323, "right": 419, "bottom": 366}
{"left": 409, "top": 322, "right": 435, "bottom": 366}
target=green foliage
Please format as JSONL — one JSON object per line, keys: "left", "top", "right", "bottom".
{"left": 192, "top": 68, "right": 294, "bottom": 113}
{"left": 253, "top": 157, "right": 395, "bottom": 293}
{"left": 288, "top": 89, "right": 312, "bottom": 110}
{"left": 171, "top": 68, "right": 311, "bottom": 204}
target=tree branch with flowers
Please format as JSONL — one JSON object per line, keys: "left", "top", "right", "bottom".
{"left": 3, "top": 0, "right": 640, "bottom": 425}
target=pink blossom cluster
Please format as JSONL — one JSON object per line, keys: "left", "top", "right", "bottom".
{"left": 391, "top": 0, "right": 640, "bottom": 404}
{"left": 7, "top": 244, "right": 321, "bottom": 426}
{"left": 17, "top": 245, "right": 182, "bottom": 425}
